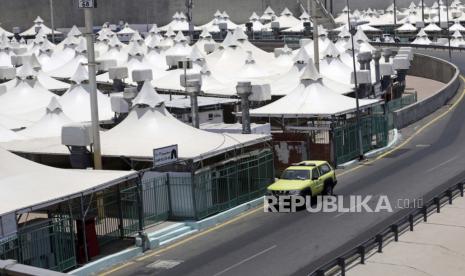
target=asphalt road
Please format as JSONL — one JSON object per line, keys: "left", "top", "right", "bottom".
{"left": 106, "top": 51, "right": 465, "bottom": 276}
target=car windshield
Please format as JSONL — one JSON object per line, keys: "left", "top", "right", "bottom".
{"left": 281, "top": 170, "right": 310, "bottom": 180}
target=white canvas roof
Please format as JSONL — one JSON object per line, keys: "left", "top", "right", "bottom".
{"left": 0, "top": 148, "right": 136, "bottom": 217}
{"left": 450, "top": 22, "right": 465, "bottom": 32}
{"left": 250, "top": 63, "right": 379, "bottom": 118}
{"left": 0, "top": 78, "right": 55, "bottom": 115}
{"left": 0, "top": 125, "right": 22, "bottom": 142}
{"left": 396, "top": 23, "right": 417, "bottom": 32}
{"left": 20, "top": 17, "right": 62, "bottom": 37}
{"left": 117, "top": 23, "right": 138, "bottom": 35}
{"left": 18, "top": 97, "right": 73, "bottom": 139}
{"left": 424, "top": 23, "right": 442, "bottom": 32}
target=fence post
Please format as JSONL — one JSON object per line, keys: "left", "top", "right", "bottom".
{"left": 359, "top": 245, "right": 366, "bottom": 264}
{"left": 423, "top": 205, "right": 428, "bottom": 222}
{"left": 447, "top": 190, "right": 453, "bottom": 204}
{"left": 190, "top": 162, "right": 199, "bottom": 220}
{"left": 459, "top": 183, "right": 464, "bottom": 197}
{"left": 136, "top": 177, "right": 144, "bottom": 236}
{"left": 79, "top": 195, "right": 89, "bottom": 263}
{"left": 409, "top": 214, "right": 414, "bottom": 231}
{"left": 166, "top": 173, "right": 173, "bottom": 218}
{"left": 434, "top": 197, "right": 440, "bottom": 213}
{"left": 116, "top": 185, "right": 124, "bottom": 238}
{"left": 338, "top": 257, "right": 346, "bottom": 276}
{"left": 376, "top": 234, "right": 383, "bottom": 253}
{"left": 391, "top": 224, "right": 399, "bottom": 241}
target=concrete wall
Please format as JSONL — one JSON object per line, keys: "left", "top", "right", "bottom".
{"left": 0, "top": 0, "right": 443, "bottom": 32}
{"left": 393, "top": 54, "right": 461, "bottom": 129}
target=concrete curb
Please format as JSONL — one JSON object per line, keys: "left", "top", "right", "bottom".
{"left": 68, "top": 197, "right": 265, "bottom": 275}
{"left": 338, "top": 129, "right": 401, "bottom": 169}
{"left": 186, "top": 197, "right": 264, "bottom": 231}
{"left": 70, "top": 247, "right": 143, "bottom": 276}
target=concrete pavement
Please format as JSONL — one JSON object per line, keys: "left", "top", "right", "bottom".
{"left": 349, "top": 196, "right": 465, "bottom": 276}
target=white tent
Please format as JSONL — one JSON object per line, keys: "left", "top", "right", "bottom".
{"left": 60, "top": 65, "right": 114, "bottom": 122}
{"left": 160, "top": 12, "right": 201, "bottom": 32}
{"left": 0, "top": 64, "right": 56, "bottom": 115}
{"left": 412, "top": 28, "right": 432, "bottom": 45}
{"left": 451, "top": 31, "right": 465, "bottom": 47}
{"left": 0, "top": 148, "right": 136, "bottom": 218}
{"left": 0, "top": 124, "right": 22, "bottom": 142}
{"left": 250, "top": 62, "right": 379, "bottom": 118}
{"left": 260, "top": 6, "right": 277, "bottom": 22}
{"left": 424, "top": 23, "right": 442, "bottom": 32}
{"left": 449, "top": 21, "right": 465, "bottom": 32}
{"left": 20, "top": 16, "right": 62, "bottom": 37}
{"left": 117, "top": 23, "right": 138, "bottom": 36}
{"left": 265, "top": 7, "right": 301, "bottom": 30}
{"left": 18, "top": 97, "right": 73, "bottom": 139}
{"left": 48, "top": 39, "right": 88, "bottom": 79}
{"left": 396, "top": 22, "right": 417, "bottom": 32}
{"left": 33, "top": 81, "right": 269, "bottom": 161}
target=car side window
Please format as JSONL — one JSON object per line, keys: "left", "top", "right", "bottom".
{"left": 319, "top": 164, "right": 330, "bottom": 175}
{"left": 312, "top": 168, "right": 320, "bottom": 179}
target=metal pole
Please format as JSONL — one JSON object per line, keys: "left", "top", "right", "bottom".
{"left": 421, "top": 0, "right": 425, "bottom": 23}
{"left": 79, "top": 195, "right": 89, "bottom": 263}
{"left": 312, "top": 0, "right": 320, "bottom": 71}
{"left": 346, "top": 0, "right": 364, "bottom": 160}
{"left": 49, "top": 0, "right": 55, "bottom": 43}
{"left": 393, "top": 0, "right": 397, "bottom": 43}
{"left": 186, "top": 0, "right": 194, "bottom": 43}
{"left": 446, "top": 0, "right": 451, "bottom": 61}
{"left": 438, "top": 0, "right": 441, "bottom": 26}
{"left": 84, "top": 8, "right": 103, "bottom": 170}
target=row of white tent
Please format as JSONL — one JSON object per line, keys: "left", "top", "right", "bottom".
{"left": 335, "top": 0, "right": 465, "bottom": 26}
{"left": 0, "top": 15, "right": 402, "bottom": 161}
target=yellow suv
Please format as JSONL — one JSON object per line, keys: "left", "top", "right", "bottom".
{"left": 267, "top": 161, "right": 337, "bottom": 197}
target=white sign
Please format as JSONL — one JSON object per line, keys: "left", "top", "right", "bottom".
{"left": 153, "top": 145, "right": 178, "bottom": 167}
{"left": 78, "top": 0, "right": 96, "bottom": 8}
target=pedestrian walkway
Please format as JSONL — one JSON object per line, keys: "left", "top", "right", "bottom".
{"left": 349, "top": 195, "right": 465, "bottom": 276}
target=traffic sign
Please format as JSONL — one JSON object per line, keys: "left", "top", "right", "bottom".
{"left": 78, "top": 0, "right": 97, "bottom": 8}
{"left": 153, "top": 145, "right": 178, "bottom": 167}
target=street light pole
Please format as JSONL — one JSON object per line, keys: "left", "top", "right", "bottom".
{"left": 446, "top": 0, "right": 452, "bottom": 61}
{"left": 49, "top": 0, "right": 55, "bottom": 43}
{"left": 84, "top": 8, "right": 102, "bottom": 170}
{"left": 346, "top": 0, "right": 364, "bottom": 161}
{"left": 393, "top": 0, "right": 397, "bottom": 43}
{"left": 311, "top": 0, "right": 320, "bottom": 71}
{"left": 186, "top": 0, "right": 194, "bottom": 43}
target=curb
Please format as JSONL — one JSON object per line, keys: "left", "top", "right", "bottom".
{"left": 69, "top": 197, "right": 264, "bottom": 275}
{"left": 338, "top": 129, "right": 401, "bottom": 169}
{"left": 70, "top": 247, "right": 143, "bottom": 276}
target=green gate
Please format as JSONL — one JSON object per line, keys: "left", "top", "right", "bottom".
{"left": 334, "top": 115, "right": 389, "bottom": 165}
{"left": 0, "top": 216, "right": 76, "bottom": 272}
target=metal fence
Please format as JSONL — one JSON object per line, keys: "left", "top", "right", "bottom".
{"left": 0, "top": 216, "right": 76, "bottom": 272}
{"left": 373, "top": 92, "right": 417, "bottom": 130}
{"left": 167, "top": 149, "right": 275, "bottom": 220}
{"left": 334, "top": 115, "right": 388, "bottom": 165}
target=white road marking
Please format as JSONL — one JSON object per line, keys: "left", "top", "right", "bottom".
{"left": 425, "top": 156, "right": 458, "bottom": 173}
{"left": 146, "top": 259, "right": 182, "bottom": 269}
{"left": 213, "top": 245, "right": 277, "bottom": 276}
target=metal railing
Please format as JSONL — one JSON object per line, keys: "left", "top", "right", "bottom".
{"left": 371, "top": 41, "right": 465, "bottom": 52}
{"left": 309, "top": 181, "right": 465, "bottom": 276}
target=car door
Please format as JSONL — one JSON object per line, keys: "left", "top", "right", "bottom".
{"left": 318, "top": 164, "right": 332, "bottom": 183}
{"left": 311, "top": 168, "right": 324, "bottom": 194}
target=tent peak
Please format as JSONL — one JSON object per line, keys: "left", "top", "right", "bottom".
{"left": 132, "top": 81, "right": 164, "bottom": 108}
{"left": 70, "top": 64, "right": 89, "bottom": 84}
{"left": 300, "top": 60, "right": 321, "bottom": 82}
{"left": 46, "top": 97, "right": 63, "bottom": 113}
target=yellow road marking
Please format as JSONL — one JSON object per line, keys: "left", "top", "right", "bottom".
{"left": 339, "top": 75, "right": 465, "bottom": 177}
{"left": 99, "top": 261, "right": 135, "bottom": 276}
{"left": 100, "top": 75, "right": 465, "bottom": 275}
{"left": 98, "top": 206, "right": 263, "bottom": 275}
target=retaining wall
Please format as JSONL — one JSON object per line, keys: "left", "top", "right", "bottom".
{"left": 393, "top": 54, "right": 461, "bottom": 129}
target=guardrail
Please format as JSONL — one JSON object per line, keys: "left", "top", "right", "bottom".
{"left": 309, "top": 181, "right": 465, "bottom": 276}
{"left": 371, "top": 41, "right": 465, "bottom": 52}
{"left": 393, "top": 53, "right": 460, "bottom": 129}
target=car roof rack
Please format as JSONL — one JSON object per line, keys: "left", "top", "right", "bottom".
{"left": 292, "top": 161, "right": 316, "bottom": 167}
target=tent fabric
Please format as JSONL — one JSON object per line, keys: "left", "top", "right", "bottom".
{"left": 0, "top": 148, "right": 136, "bottom": 217}
{"left": 250, "top": 64, "right": 379, "bottom": 118}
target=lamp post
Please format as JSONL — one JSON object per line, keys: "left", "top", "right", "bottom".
{"left": 49, "top": 0, "right": 55, "bottom": 43}
{"left": 186, "top": 0, "right": 194, "bottom": 43}
{"left": 446, "top": 0, "right": 452, "bottom": 61}
{"left": 346, "top": 0, "right": 364, "bottom": 161}
{"left": 311, "top": 0, "right": 320, "bottom": 71}
{"left": 393, "top": 0, "right": 397, "bottom": 43}
{"left": 83, "top": 6, "right": 102, "bottom": 170}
